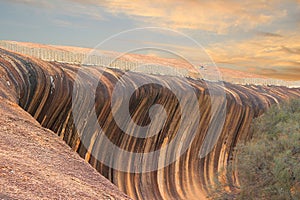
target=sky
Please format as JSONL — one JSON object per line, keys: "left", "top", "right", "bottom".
{"left": 0, "top": 0, "right": 299, "bottom": 80}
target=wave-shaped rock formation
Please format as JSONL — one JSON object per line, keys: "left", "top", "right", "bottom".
{"left": 1, "top": 48, "right": 300, "bottom": 199}
{"left": 0, "top": 50, "right": 131, "bottom": 199}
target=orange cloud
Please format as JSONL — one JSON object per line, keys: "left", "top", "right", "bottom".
{"left": 71, "top": 0, "right": 290, "bottom": 33}
{"left": 5, "top": 0, "right": 300, "bottom": 79}
{"left": 7, "top": 0, "right": 298, "bottom": 34}
{"left": 207, "top": 30, "right": 300, "bottom": 79}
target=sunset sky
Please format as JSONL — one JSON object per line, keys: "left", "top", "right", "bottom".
{"left": 0, "top": 0, "right": 299, "bottom": 80}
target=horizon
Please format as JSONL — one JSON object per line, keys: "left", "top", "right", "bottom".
{"left": 0, "top": 0, "right": 299, "bottom": 80}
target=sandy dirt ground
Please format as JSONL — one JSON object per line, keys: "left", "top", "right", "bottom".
{"left": 0, "top": 97, "right": 131, "bottom": 200}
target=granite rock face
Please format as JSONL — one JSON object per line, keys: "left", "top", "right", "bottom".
{"left": 1, "top": 48, "right": 300, "bottom": 199}
{"left": 0, "top": 50, "right": 131, "bottom": 200}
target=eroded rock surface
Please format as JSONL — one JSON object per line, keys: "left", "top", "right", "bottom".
{"left": 1, "top": 48, "right": 300, "bottom": 199}
{"left": 0, "top": 51, "right": 131, "bottom": 199}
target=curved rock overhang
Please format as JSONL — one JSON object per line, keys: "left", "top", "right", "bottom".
{"left": 1, "top": 48, "right": 300, "bottom": 199}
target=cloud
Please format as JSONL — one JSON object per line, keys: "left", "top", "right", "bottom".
{"left": 3, "top": 0, "right": 299, "bottom": 79}
{"left": 51, "top": 18, "right": 87, "bottom": 28}
{"left": 256, "top": 31, "right": 283, "bottom": 38}
{"left": 61, "top": 2, "right": 103, "bottom": 20}
{"left": 5, "top": 0, "right": 53, "bottom": 8}
{"left": 71, "top": 0, "right": 290, "bottom": 34}
{"left": 281, "top": 46, "right": 300, "bottom": 55}
{"left": 5, "top": 0, "right": 298, "bottom": 34}
{"left": 207, "top": 30, "right": 300, "bottom": 79}
{"left": 99, "top": 27, "right": 300, "bottom": 80}
{"left": 259, "top": 66, "right": 300, "bottom": 80}
{"left": 3, "top": 0, "right": 103, "bottom": 20}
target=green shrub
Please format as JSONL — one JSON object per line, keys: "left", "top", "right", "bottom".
{"left": 210, "top": 99, "right": 300, "bottom": 200}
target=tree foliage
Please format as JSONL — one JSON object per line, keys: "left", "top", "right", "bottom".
{"left": 211, "top": 99, "right": 300, "bottom": 200}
